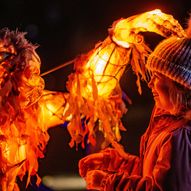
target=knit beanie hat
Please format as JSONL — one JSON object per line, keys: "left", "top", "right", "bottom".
{"left": 146, "top": 36, "right": 191, "bottom": 89}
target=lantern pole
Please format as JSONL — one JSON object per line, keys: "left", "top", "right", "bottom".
{"left": 41, "top": 58, "right": 76, "bottom": 77}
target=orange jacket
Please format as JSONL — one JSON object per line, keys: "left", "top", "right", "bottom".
{"left": 94, "top": 108, "right": 191, "bottom": 190}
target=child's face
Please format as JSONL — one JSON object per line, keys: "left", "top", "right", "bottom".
{"left": 148, "top": 72, "right": 175, "bottom": 114}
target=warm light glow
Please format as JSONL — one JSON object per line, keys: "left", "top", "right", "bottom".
{"left": 46, "top": 103, "right": 57, "bottom": 114}
{"left": 39, "top": 91, "right": 68, "bottom": 128}
{"left": 86, "top": 42, "right": 115, "bottom": 78}
{"left": 111, "top": 9, "right": 186, "bottom": 47}
{"left": 94, "top": 52, "right": 109, "bottom": 75}
{"left": 2, "top": 141, "right": 26, "bottom": 165}
{"left": 149, "top": 9, "right": 162, "bottom": 15}
{"left": 72, "top": 37, "right": 130, "bottom": 98}
{"left": 112, "top": 36, "right": 130, "bottom": 48}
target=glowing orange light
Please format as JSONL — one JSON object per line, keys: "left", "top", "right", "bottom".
{"left": 111, "top": 9, "right": 186, "bottom": 48}
{"left": 71, "top": 37, "right": 130, "bottom": 99}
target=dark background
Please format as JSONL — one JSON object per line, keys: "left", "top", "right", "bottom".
{"left": 0, "top": 0, "right": 191, "bottom": 190}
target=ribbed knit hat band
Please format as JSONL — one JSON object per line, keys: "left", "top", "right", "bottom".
{"left": 147, "top": 37, "right": 191, "bottom": 89}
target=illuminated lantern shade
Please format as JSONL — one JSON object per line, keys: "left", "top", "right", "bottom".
{"left": 71, "top": 37, "right": 131, "bottom": 98}
{"left": 65, "top": 37, "right": 130, "bottom": 155}
{"left": 111, "top": 9, "right": 186, "bottom": 46}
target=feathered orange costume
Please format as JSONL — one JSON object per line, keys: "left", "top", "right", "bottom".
{"left": 0, "top": 29, "right": 68, "bottom": 190}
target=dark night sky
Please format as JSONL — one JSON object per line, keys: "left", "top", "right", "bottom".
{"left": 0, "top": 0, "right": 191, "bottom": 186}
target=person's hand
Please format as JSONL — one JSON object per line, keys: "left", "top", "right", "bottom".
{"left": 85, "top": 170, "right": 108, "bottom": 190}
{"left": 79, "top": 152, "right": 105, "bottom": 177}
{"left": 79, "top": 147, "right": 128, "bottom": 177}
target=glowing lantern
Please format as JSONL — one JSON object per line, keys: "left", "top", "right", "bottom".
{"left": 65, "top": 36, "right": 130, "bottom": 153}
{"left": 111, "top": 9, "right": 186, "bottom": 47}
{"left": 0, "top": 29, "right": 68, "bottom": 191}
{"left": 70, "top": 37, "right": 131, "bottom": 99}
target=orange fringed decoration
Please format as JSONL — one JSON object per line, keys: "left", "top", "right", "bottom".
{"left": 0, "top": 29, "right": 67, "bottom": 191}
{"left": 64, "top": 37, "right": 130, "bottom": 157}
